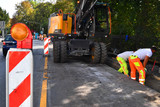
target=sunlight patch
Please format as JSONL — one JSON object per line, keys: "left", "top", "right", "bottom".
{"left": 62, "top": 99, "right": 71, "bottom": 104}
{"left": 112, "top": 88, "right": 123, "bottom": 93}
{"left": 74, "top": 82, "right": 99, "bottom": 96}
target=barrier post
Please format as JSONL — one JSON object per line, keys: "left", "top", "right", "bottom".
{"left": 44, "top": 37, "right": 49, "bottom": 56}
{"left": 6, "top": 48, "right": 33, "bottom": 107}
{"left": 48, "top": 36, "right": 51, "bottom": 44}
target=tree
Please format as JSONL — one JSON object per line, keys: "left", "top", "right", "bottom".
{"left": 34, "top": 2, "right": 55, "bottom": 33}
{"left": 54, "top": 0, "right": 74, "bottom": 13}
{"left": 11, "top": 0, "right": 74, "bottom": 34}
{"left": 109, "top": 0, "right": 160, "bottom": 51}
{"left": 0, "top": 7, "right": 10, "bottom": 34}
{"left": 11, "top": 1, "right": 34, "bottom": 27}
{"left": 0, "top": 7, "right": 9, "bottom": 26}
{"left": 34, "top": 0, "right": 74, "bottom": 33}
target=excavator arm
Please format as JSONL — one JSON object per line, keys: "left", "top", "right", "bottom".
{"left": 75, "top": 0, "right": 111, "bottom": 37}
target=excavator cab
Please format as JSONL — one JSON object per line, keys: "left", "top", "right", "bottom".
{"left": 75, "top": 0, "right": 111, "bottom": 38}
{"left": 48, "top": 9, "right": 73, "bottom": 39}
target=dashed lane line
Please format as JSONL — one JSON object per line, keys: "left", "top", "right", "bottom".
{"left": 40, "top": 79, "right": 47, "bottom": 107}
{"left": 40, "top": 56, "right": 48, "bottom": 107}
{"left": 44, "top": 56, "right": 48, "bottom": 70}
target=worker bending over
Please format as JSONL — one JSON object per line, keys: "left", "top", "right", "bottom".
{"left": 128, "top": 46, "right": 157, "bottom": 85}
{"left": 116, "top": 51, "right": 134, "bottom": 77}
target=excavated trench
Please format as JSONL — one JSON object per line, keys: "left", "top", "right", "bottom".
{"left": 67, "top": 54, "right": 160, "bottom": 93}
{"left": 106, "top": 56, "right": 160, "bottom": 93}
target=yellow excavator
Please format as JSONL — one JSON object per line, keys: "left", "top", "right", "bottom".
{"left": 48, "top": 0, "right": 111, "bottom": 63}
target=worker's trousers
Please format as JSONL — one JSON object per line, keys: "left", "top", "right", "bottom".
{"left": 128, "top": 55, "right": 145, "bottom": 85}
{"left": 116, "top": 57, "right": 129, "bottom": 76}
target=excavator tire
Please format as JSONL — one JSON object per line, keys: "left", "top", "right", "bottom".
{"left": 100, "top": 42, "right": 108, "bottom": 64}
{"left": 91, "top": 42, "right": 101, "bottom": 64}
{"left": 60, "top": 41, "right": 68, "bottom": 63}
{"left": 53, "top": 41, "right": 60, "bottom": 63}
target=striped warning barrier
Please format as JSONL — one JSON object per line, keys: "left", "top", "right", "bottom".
{"left": 6, "top": 48, "right": 33, "bottom": 107}
{"left": 48, "top": 36, "right": 51, "bottom": 44}
{"left": 44, "top": 37, "right": 49, "bottom": 55}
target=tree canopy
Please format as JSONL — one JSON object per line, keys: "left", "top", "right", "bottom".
{"left": 0, "top": 7, "right": 9, "bottom": 27}
{"left": 11, "top": 0, "right": 74, "bottom": 33}
{"left": 109, "top": 0, "right": 160, "bottom": 51}
{"left": 8, "top": 0, "right": 160, "bottom": 58}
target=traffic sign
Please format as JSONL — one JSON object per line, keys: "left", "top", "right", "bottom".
{"left": 0, "top": 21, "right": 5, "bottom": 30}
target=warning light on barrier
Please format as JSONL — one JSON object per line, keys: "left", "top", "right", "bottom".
{"left": 10, "top": 23, "right": 33, "bottom": 49}
{"left": 11, "top": 23, "right": 28, "bottom": 41}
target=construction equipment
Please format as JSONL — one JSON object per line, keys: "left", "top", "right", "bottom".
{"left": 48, "top": 0, "right": 111, "bottom": 63}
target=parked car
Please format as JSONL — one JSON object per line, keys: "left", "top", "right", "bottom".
{"left": 2, "top": 34, "right": 17, "bottom": 56}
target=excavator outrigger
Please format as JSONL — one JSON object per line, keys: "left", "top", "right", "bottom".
{"left": 48, "top": 0, "right": 111, "bottom": 63}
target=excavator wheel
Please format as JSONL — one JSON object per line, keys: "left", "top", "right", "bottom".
{"left": 60, "top": 41, "right": 68, "bottom": 63}
{"left": 91, "top": 42, "right": 101, "bottom": 64}
{"left": 53, "top": 41, "right": 60, "bottom": 63}
{"left": 100, "top": 42, "right": 108, "bottom": 64}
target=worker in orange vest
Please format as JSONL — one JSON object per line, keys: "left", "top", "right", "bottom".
{"left": 116, "top": 51, "right": 134, "bottom": 77}
{"left": 128, "top": 46, "right": 157, "bottom": 85}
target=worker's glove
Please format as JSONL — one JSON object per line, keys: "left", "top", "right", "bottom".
{"left": 144, "top": 68, "right": 147, "bottom": 73}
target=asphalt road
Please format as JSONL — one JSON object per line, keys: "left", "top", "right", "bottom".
{"left": 0, "top": 39, "right": 160, "bottom": 107}
{"left": 0, "top": 39, "right": 6, "bottom": 106}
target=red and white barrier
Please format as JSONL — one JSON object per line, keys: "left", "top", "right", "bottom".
{"left": 6, "top": 48, "right": 33, "bottom": 107}
{"left": 48, "top": 36, "right": 51, "bottom": 44}
{"left": 44, "top": 37, "right": 49, "bottom": 55}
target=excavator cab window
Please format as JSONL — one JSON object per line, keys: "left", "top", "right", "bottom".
{"left": 95, "top": 5, "right": 108, "bottom": 32}
{"left": 63, "top": 14, "right": 68, "bottom": 21}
